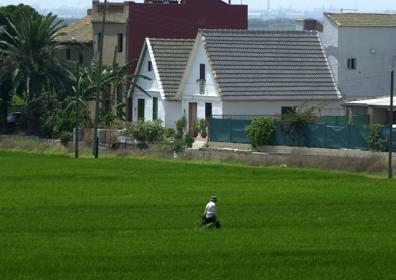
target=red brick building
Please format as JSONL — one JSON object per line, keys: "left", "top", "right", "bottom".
{"left": 92, "top": 0, "right": 248, "bottom": 120}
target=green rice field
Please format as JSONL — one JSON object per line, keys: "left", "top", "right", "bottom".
{"left": 0, "top": 151, "right": 396, "bottom": 279}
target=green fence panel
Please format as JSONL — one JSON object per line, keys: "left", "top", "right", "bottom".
{"left": 208, "top": 118, "right": 231, "bottom": 142}
{"left": 307, "top": 123, "right": 325, "bottom": 148}
{"left": 230, "top": 119, "right": 251, "bottom": 144}
{"left": 320, "top": 115, "right": 369, "bottom": 127}
{"left": 380, "top": 128, "right": 396, "bottom": 151}
{"left": 324, "top": 125, "right": 349, "bottom": 149}
{"left": 349, "top": 126, "right": 369, "bottom": 150}
{"left": 209, "top": 116, "right": 370, "bottom": 150}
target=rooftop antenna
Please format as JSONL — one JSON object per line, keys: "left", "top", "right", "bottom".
{"left": 267, "top": 0, "right": 270, "bottom": 11}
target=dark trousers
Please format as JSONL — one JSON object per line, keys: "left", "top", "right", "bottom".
{"left": 202, "top": 216, "right": 221, "bottom": 228}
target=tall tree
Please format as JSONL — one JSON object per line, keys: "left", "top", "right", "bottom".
{"left": 0, "top": 9, "right": 73, "bottom": 133}
{"left": 0, "top": 4, "right": 38, "bottom": 129}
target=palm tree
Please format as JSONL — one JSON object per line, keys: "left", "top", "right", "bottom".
{"left": 0, "top": 10, "right": 73, "bottom": 132}
{"left": 66, "top": 58, "right": 149, "bottom": 128}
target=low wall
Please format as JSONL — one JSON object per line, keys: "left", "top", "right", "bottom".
{"left": 208, "top": 142, "right": 388, "bottom": 160}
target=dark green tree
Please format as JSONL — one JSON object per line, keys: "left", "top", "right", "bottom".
{"left": 0, "top": 9, "right": 73, "bottom": 133}
{"left": 0, "top": 4, "right": 38, "bottom": 130}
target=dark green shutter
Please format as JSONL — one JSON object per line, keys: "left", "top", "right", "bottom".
{"left": 138, "top": 99, "right": 145, "bottom": 120}
{"left": 153, "top": 97, "right": 158, "bottom": 120}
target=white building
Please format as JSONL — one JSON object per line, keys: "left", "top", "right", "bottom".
{"left": 177, "top": 29, "right": 342, "bottom": 130}
{"left": 131, "top": 38, "right": 194, "bottom": 128}
{"left": 321, "top": 13, "right": 396, "bottom": 100}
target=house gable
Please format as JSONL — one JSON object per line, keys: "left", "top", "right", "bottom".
{"left": 177, "top": 34, "right": 220, "bottom": 100}
{"left": 132, "top": 38, "right": 162, "bottom": 99}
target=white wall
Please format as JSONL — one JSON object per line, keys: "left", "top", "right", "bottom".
{"left": 223, "top": 100, "right": 342, "bottom": 116}
{"left": 164, "top": 101, "right": 182, "bottom": 129}
{"left": 180, "top": 37, "right": 223, "bottom": 126}
{"left": 321, "top": 16, "right": 396, "bottom": 100}
{"left": 320, "top": 16, "right": 340, "bottom": 82}
{"left": 132, "top": 45, "right": 163, "bottom": 122}
{"left": 181, "top": 36, "right": 218, "bottom": 97}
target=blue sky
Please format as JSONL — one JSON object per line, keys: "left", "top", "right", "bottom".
{"left": 0, "top": 0, "right": 395, "bottom": 11}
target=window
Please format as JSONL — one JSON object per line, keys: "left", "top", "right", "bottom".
{"left": 347, "top": 58, "right": 356, "bottom": 70}
{"left": 205, "top": 103, "right": 212, "bottom": 119}
{"left": 138, "top": 99, "right": 145, "bottom": 120}
{"left": 281, "top": 106, "right": 293, "bottom": 115}
{"left": 152, "top": 97, "right": 158, "bottom": 120}
{"left": 199, "top": 64, "right": 205, "bottom": 80}
{"left": 148, "top": 61, "right": 153, "bottom": 72}
{"left": 78, "top": 53, "right": 83, "bottom": 64}
{"left": 97, "top": 32, "right": 102, "bottom": 50}
{"left": 66, "top": 48, "right": 71, "bottom": 60}
{"left": 117, "top": 33, "right": 123, "bottom": 53}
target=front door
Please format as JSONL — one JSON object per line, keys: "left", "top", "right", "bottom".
{"left": 138, "top": 99, "right": 145, "bottom": 120}
{"left": 188, "top": 102, "right": 197, "bottom": 130}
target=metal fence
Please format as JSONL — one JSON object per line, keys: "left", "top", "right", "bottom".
{"left": 208, "top": 115, "right": 372, "bottom": 150}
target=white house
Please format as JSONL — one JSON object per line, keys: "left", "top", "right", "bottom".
{"left": 131, "top": 38, "right": 194, "bottom": 128}
{"left": 320, "top": 13, "right": 396, "bottom": 100}
{"left": 177, "top": 29, "right": 342, "bottom": 129}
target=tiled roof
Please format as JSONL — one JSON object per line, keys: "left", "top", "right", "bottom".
{"left": 200, "top": 29, "right": 339, "bottom": 101}
{"left": 57, "top": 16, "right": 93, "bottom": 44}
{"left": 325, "top": 13, "right": 396, "bottom": 27}
{"left": 149, "top": 38, "right": 195, "bottom": 100}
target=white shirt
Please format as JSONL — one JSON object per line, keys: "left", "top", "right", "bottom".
{"left": 204, "top": 201, "right": 217, "bottom": 218}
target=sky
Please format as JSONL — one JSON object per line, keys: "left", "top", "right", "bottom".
{"left": 0, "top": 0, "right": 396, "bottom": 11}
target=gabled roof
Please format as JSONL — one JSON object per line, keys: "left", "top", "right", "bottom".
{"left": 57, "top": 16, "right": 93, "bottom": 44}
{"left": 199, "top": 29, "right": 340, "bottom": 101}
{"left": 148, "top": 38, "right": 194, "bottom": 100}
{"left": 325, "top": 13, "right": 396, "bottom": 27}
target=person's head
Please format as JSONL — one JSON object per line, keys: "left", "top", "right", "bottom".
{"left": 210, "top": 196, "right": 217, "bottom": 203}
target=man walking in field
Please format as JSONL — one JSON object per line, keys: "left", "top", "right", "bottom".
{"left": 202, "top": 196, "right": 221, "bottom": 228}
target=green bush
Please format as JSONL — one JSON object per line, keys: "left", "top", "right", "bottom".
{"left": 198, "top": 118, "right": 208, "bottom": 134}
{"left": 176, "top": 117, "right": 187, "bottom": 138}
{"left": 368, "top": 124, "right": 388, "bottom": 152}
{"left": 163, "top": 128, "right": 176, "bottom": 139}
{"left": 184, "top": 132, "right": 194, "bottom": 148}
{"left": 146, "top": 119, "right": 164, "bottom": 143}
{"left": 246, "top": 117, "right": 276, "bottom": 148}
{"left": 127, "top": 120, "right": 164, "bottom": 148}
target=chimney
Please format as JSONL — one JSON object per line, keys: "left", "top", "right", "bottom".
{"left": 303, "top": 19, "right": 323, "bottom": 32}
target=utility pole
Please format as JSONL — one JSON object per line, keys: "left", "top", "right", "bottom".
{"left": 93, "top": 0, "right": 108, "bottom": 158}
{"left": 389, "top": 70, "right": 394, "bottom": 179}
{"left": 75, "top": 62, "right": 80, "bottom": 159}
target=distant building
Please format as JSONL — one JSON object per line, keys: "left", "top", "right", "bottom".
{"left": 320, "top": 13, "right": 396, "bottom": 101}
{"left": 57, "top": 15, "right": 93, "bottom": 67}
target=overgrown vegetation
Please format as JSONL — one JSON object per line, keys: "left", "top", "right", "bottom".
{"left": 282, "top": 105, "right": 318, "bottom": 145}
{"left": 368, "top": 124, "right": 388, "bottom": 152}
{"left": 245, "top": 116, "right": 276, "bottom": 148}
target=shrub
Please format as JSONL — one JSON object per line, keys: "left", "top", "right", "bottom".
{"left": 246, "top": 117, "right": 276, "bottom": 148}
{"left": 199, "top": 118, "right": 208, "bottom": 134}
{"left": 146, "top": 119, "right": 164, "bottom": 143}
{"left": 184, "top": 132, "right": 194, "bottom": 148}
{"left": 282, "top": 105, "right": 317, "bottom": 145}
{"left": 191, "top": 120, "right": 199, "bottom": 137}
{"left": 163, "top": 128, "right": 176, "bottom": 139}
{"left": 368, "top": 124, "right": 388, "bottom": 152}
{"left": 176, "top": 116, "right": 187, "bottom": 138}
{"left": 127, "top": 120, "right": 164, "bottom": 148}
